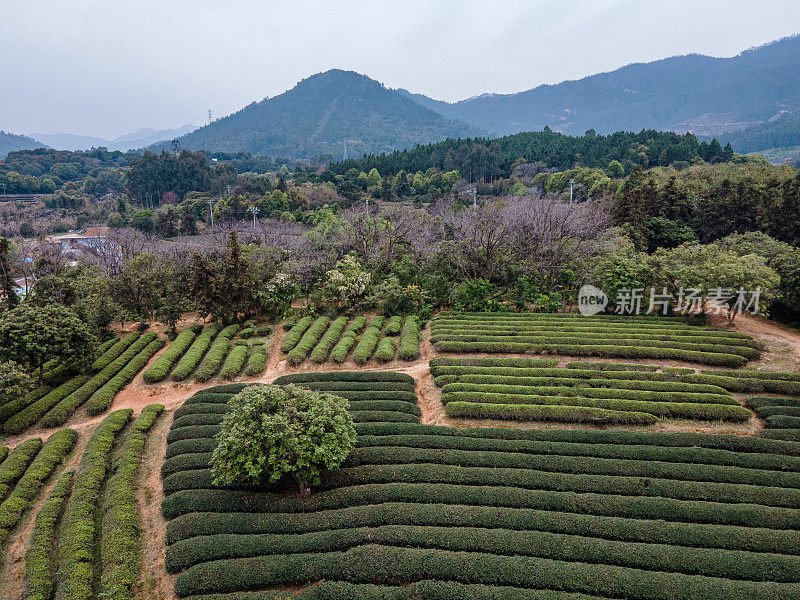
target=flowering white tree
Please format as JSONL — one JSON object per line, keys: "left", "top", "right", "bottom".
{"left": 323, "top": 255, "right": 371, "bottom": 311}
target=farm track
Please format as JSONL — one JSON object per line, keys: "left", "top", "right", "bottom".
{"left": 0, "top": 313, "right": 797, "bottom": 599}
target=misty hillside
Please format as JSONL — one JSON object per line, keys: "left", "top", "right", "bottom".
{"left": 157, "top": 70, "right": 486, "bottom": 158}
{"left": 401, "top": 35, "right": 800, "bottom": 142}
{"left": 0, "top": 131, "right": 47, "bottom": 160}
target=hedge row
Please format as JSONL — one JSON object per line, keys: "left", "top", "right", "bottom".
{"left": 447, "top": 402, "right": 657, "bottom": 425}
{"left": 174, "top": 544, "right": 800, "bottom": 599}
{"left": 0, "top": 446, "right": 7, "bottom": 465}
{"left": 40, "top": 333, "right": 158, "bottom": 427}
{"left": 375, "top": 338, "right": 397, "bottom": 363}
{"left": 143, "top": 326, "right": 201, "bottom": 383}
{"left": 91, "top": 333, "right": 141, "bottom": 371}
{"left": 754, "top": 406, "right": 800, "bottom": 419}
{"left": 195, "top": 325, "right": 239, "bottom": 382}
{"left": 220, "top": 346, "right": 248, "bottom": 380}
{"left": 98, "top": 404, "right": 163, "bottom": 600}
{"left": 85, "top": 338, "right": 165, "bottom": 416}
{"left": 172, "top": 326, "right": 220, "bottom": 381}
{"left": 0, "top": 429, "right": 77, "bottom": 546}
{"left": 243, "top": 341, "right": 269, "bottom": 376}
{"left": 0, "top": 438, "right": 43, "bottom": 501}
{"left": 310, "top": 317, "right": 349, "bottom": 363}
{"left": 702, "top": 369, "right": 800, "bottom": 382}
{"left": 0, "top": 386, "right": 52, "bottom": 426}
{"left": 3, "top": 382, "right": 82, "bottom": 435}
{"left": 330, "top": 317, "right": 368, "bottom": 364}
{"left": 760, "top": 429, "right": 800, "bottom": 442}
{"left": 430, "top": 358, "right": 559, "bottom": 370}
{"left": 166, "top": 500, "right": 799, "bottom": 556}
{"left": 282, "top": 316, "right": 298, "bottom": 331}
{"left": 286, "top": 381, "right": 414, "bottom": 392}
{"left": 352, "top": 317, "right": 386, "bottom": 365}
{"left": 567, "top": 362, "right": 660, "bottom": 371}
{"left": 22, "top": 471, "right": 74, "bottom": 600}
{"left": 273, "top": 372, "right": 414, "bottom": 385}
{"left": 280, "top": 316, "right": 314, "bottom": 353}
{"left": 766, "top": 415, "right": 800, "bottom": 429}
{"left": 398, "top": 317, "right": 420, "bottom": 361}
{"left": 384, "top": 316, "right": 403, "bottom": 336}
{"left": 56, "top": 409, "right": 132, "bottom": 600}
{"left": 287, "top": 317, "right": 331, "bottom": 366}
{"left": 165, "top": 523, "right": 800, "bottom": 582}
{"left": 432, "top": 341, "right": 749, "bottom": 367}
{"left": 441, "top": 393, "right": 749, "bottom": 421}
{"left": 746, "top": 396, "right": 800, "bottom": 409}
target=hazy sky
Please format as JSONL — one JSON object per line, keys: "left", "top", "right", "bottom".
{"left": 3, "top": 0, "right": 800, "bottom": 139}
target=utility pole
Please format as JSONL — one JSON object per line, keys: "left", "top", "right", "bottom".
{"left": 208, "top": 109, "right": 212, "bottom": 125}
{"left": 248, "top": 206, "right": 260, "bottom": 230}
{"left": 569, "top": 178, "right": 575, "bottom": 203}
{"left": 208, "top": 198, "right": 214, "bottom": 234}
{"left": 471, "top": 189, "right": 477, "bottom": 208}
{"left": 343, "top": 139, "right": 347, "bottom": 161}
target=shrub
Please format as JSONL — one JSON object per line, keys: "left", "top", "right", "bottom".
{"left": 398, "top": 316, "right": 420, "bottom": 361}
{"left": 0, "top": 438, "right": 43, "bottom": 501}
{"left": 760, "top": 429, "right": 800, "bottom": 441}
{"left": 143, "top": 328, "right": 198, "bottom": 383}
{"left": 91, "top": 333, "right": 141, "bottom": 371}
{"left": 280, "top": 316, "right": 313, "bottom": 353}
{"left": 352, "top": 317, "right": 385, "bottom": 365}
{"left": 85, "top": 338, "right": 165, "bottom": 416}
{"left": 430, "top": 357, "right": 559, "bottom": 369}
{"left": 384, "top": 315, "right": 403, "bottom": 336}
{"left": 56, "top": 409, "right": 131, "bottom": 600}
{"left": 212, "top": 384, "right": 356, "bottom": 495}
{"left": 0, "top": 429, "right": 77, "bottom": 546}
{"left": 765, "top": 415, "right": 800, "bottom": 429}
{"left": 282, "top": 316, "right": 298, "bottom": 331}
{"left": 220, "top": 345, "right": 248, "bottom": 379}
{"left": 4, "top": 376, "right": 90, "bottom": 435}
{"left": 98, "top": 404, "right": 163, "bottom": 600}
{"left": 310, "top": 317, "right": 348, "bottom": 363}
{"left": 0, "top": 386, "right": 51, "bottom": 426}
{"left": 754, "top": 406, "right": 800, "bottom": 418}
{"left": 244, "top": 342, "right": 269, "bottom": 376}
{"left": 446, "top": 401, "right": 657, "bottom": 424}
{"left": 171, "top": 325, "right": 220, "bottom": 381}
{"left": 0, "top": 446, "right": 6, "bottom": 464}
{"left": 745, "top": 396, "right": 800, "bottom": 409}
{"left": 274, "top": 372, "right": 414, "bottom": 385}
{"left": 567, "top": 362, "right": 660, "bottom": 371}
{"left": 375, "top": 338, "right": 397, "bottom": 363}
{"left": 194, "top": 325, "right": 239, "bottom": 382}
{"left": 22, "top": 470, "right": 73, "bottom": 600}
{"left": 330, "top": 316, "right": 368, "bottom": 363}
{"left": 287, "top": 317, "right": 331, "bottom": 366}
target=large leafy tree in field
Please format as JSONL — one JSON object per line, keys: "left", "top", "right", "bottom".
{"left": 0, "top": 361, "right": 33, "bottom": 404}
{"left": 0, "top": 304, "right": 97, "bottom": 384}
{"left": 212, "top": 384, "right": 356, "bottom": 496}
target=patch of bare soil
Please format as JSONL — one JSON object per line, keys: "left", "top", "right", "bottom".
{"left": 134, "top": 409, "right": 177, "bottom": 600}
{"left": 727, "top": 313, "right": 800, "bottom": 373}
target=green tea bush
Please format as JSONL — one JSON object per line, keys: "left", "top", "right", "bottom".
{"left": 446, "top": 401, "right": 657, "bottom": 424}
{"left": 3, "top": 377, "right": 89, "bottom": 435}
{"left": 0, "top": 428, "right": 76, "bottom": 545}
{"left": 194, "top": 325, "right": 239, "bottom": 382}
{"left": 56, "top": 409, "right": 131, "bottom": 600}
{"left": 287, "top": 317, "right": 331, "bottom": 365}
{"left": 760, "top": 429, "right": 800, "bottom": 441}
{"left": 566, "top": 362, "right": 660, "bottom": 371}
{"left": 98, "top": 404, "right": 163, "bottom": 600}
{"left": 91, "top": 333, "right": 141, "bottom": 371}
{"left": 143, "top": 328, "right": 198, "bottom": 383}
{"left": 220, "top": 345, "right": 248, "bottom": 379}
{"left": 274, "top": 372, "right": 414, "bottom": 385}
{"left": 352, "top": 317, "right": 385, "bottom": 365}
{"left": 171, "top": 325, "right": 220, "bottom": 381}
{"left": 282, "top": 316, "right": 298, "bottom": 331}
{"left": 384, "top": 315, "right": 403, "bottom": 336}
{"left": 745, "top": 396, "right": 800, "bottom": 409}
{"left": 765, "top": 415, "right": 800, "bottom": 429}
{"left": 280, "top": 316, "right": 313, "bottom": 353}
{"left": 330, "top": 316, "right": 367, "bottom": 363}
{"left": 22, "top": 470, "right": 73, "bottom": 600}
{"left": 310, "top": 316, "right": 348, "bottom": 363}
{"left": 244, "top": 341, "right": 269, "bottom": 376}
{"left": 398, "top": 316, "right": 420, "bottom": 361}
{"left": 0, "top": 386, "right": 51, "bottom": 426}
{"left": 374, "top": 337, "right": 397, "bottom": 363}
{"left": 0, "top": 438, "right": 43, "bottom": 501}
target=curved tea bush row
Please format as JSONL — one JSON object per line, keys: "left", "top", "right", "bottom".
{"left": 0, "top": 438, "right": 43, "bottom": 501}
{"left": 330, "top": 316, "right": 368, "bottom": 363}
{"left": 282, "top": 316, "right": 298, "bottom": 331}
{"left": 274, "top": 372, "right": 414, "bottom": 385}
{"left": 567, "top": 362, "right": 660, "bottom": 371}
{"left": 765, "top": 415, "right": 800, "bottom": 429}
{"left": 280, "top": 316, "right": 313, "bottom": 353}
{"left": 40, "top": 332, "right": 157, "bottom": 428}
{"left": 384, "top": 315, "right": 403, "bottom": 336}
{"left": 0, "top": 429, "right": 76, "bottom": 546}
{"left": 353, "top": 317, "right": 386, "bottom": 365}
{"left": 760, "top": 429, "right": 800, "bottom": 441}
{"left": 243, "top": 340, "right": 269, "bottom": 376}
{"left": 98, "top": 403, "right": 163, "bottom": 600}
{"left": 0, "top": 386, "right": 52, "bottom": 426}
{"left": 375, "top": 338, "right": 397, "bottom": 363}
{"left": 85, "top": 338, "right": 165, "bottom": 416}
{"left": 143, "top": 326, "right": 201, "bottom": 383}
{"left": 398, "top": 317, "right": 420, "bottom": 361}
{"left": 4, "top": 376, "right": 90, "bottom": 435}
{"left": 430, "top": 357, "right": 559, "bottom": 370}
{"left": 287, "top": 317, "right": 330, "bottom": 365}
{"left": 172, "top": 326, "right": 220, "bottom": 381}
{"left": 195, "top": 325, "right": 239, "bottom": 382}
{"left": 0, "top": 446, "right": 7, "bottom": 465}
{"left": 447, "top": 401, "right": 656, "bottom": 424}
{"left": 310, "top": 317, "right": 348, "bottom": 363}
{"left": 702, "top": 369, "right": 800, "bottom": 382}
{"left": 56, "top": 409, "right": 131, "bottom": 600}
{"left": 220, "top": 346, "right": 248, "bottom": 379}
{"left": 91, "top": 333, "right": 141, "bottom": 371}
{"left": 22, "top": 470, "right": 73, "bottom": 600}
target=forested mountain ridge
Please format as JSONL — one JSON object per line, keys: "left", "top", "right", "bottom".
{"left": 154, "top": 70, "right": 486, "bottom": 159}
{"left": 0, "top": 131, "right": 48, "bottom": 160}
{"left": 400, "top": 35, "right": 800, "bottom": 141}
